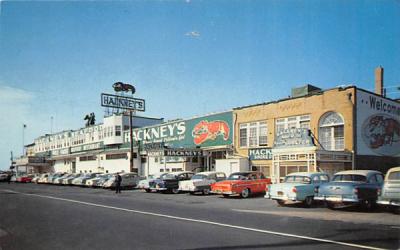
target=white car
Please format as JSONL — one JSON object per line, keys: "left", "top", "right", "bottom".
{"left": 137, "top": 173, "right": 168, "bottom": 192}
{"left": 0, "top": 173, "right": 8, "bottom": 182}
{"left": 72, "top": 173, "right": 100, "bottom": 186}
{"left": 103, "top": 173, "right": 140, "bottom": 189}
{"left": 86, "top": 174, "right": 114, "bottom": 187}
{"left": 178, "top": 171, "right": 226, "bottom": 195}
{"left": 37, "top": 173, "right": 50, "bottom": 184}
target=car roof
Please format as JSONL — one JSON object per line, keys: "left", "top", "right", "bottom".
{"left": 334, "top": 170, "right": 382, "bottom": 176}
{"left": 195, "top": 171, "right": 225, "bottom": 176}
{"left": 167, "top": 171, "right": 193, "bottom": 175}
{"left": 386, "top": 167, "right": 400, "bottom": 173}
{"left": 286, "top": 172, "right": 327, "bottom": 177}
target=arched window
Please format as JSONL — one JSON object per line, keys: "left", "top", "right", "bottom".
{"left": 319, "top": 112, "right": 344, "bottom": 151}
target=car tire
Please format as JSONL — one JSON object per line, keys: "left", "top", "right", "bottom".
{"left": 172, "top": 188, "right": 180, "bottom": 194}
{"left": 276, "top": 200, "right": 285, "bottom": 206}
{"left": 303, "top": 196, "right": 314, "bottom": 208}
{"left": 189, "top": 191, "right": 195, "bottom": 195}
{"left": 202, "top": 188, "right": 210, "bottom": 195}
{"left": 390, "top": 206, "right": 400, "bottom": 214}
{"left": 145, "top": 189, "right": 151, "bottom": 193}
{"left": 326, "top": 202, "right": 336, "bottom": 210}
{"left": 222, "top": 194, "right": 230, "bottom": 198}
{"left": 240, "top": 188, "right": 250, "bottom": 198}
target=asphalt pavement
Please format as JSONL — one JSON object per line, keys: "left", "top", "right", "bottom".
{"left": 0, "top": 182, "right": 399, "bottom": 250}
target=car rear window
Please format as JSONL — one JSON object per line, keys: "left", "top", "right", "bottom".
{"left": 192, "top": 174, "right": 207, "bottom": 180}
{"left": 388, "top": 171, "right": 400, "bottom": 181}
{"left": 333, "top": 174, "right": 366, "bottom": 182}
{"left": 228, "top": 173, "right": 250, "bottom": 180}
{"left": 284, "top": 176, "right": 311, "bottom": 184}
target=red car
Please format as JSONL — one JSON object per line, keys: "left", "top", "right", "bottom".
{"left": 211, "top": 171, "right": 271, "bottom": 198}
{"left": 16, "top": 175, "right": 35, "bottom": 183}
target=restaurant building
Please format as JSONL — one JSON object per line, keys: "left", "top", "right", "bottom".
{"left": 234, "top": 79, "right": 399, "bottom": 182}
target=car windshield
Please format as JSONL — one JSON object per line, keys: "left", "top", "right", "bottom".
{"left": 228, "top": 173, "right": 250, "bottom": 180}
{"left": 191, "top": 174, "right": 207, "bottom": 180}
{"left": 284, "top": 176, "right": 311, "bottom": 184}
{"left": 332, "top": 174, "right": 367, "bottom": 182}
{"left": 388, "top": 171, "right": 400, "bottom": 181}
{"left": 163, "top": 174, "right": 178, "bottom": 180}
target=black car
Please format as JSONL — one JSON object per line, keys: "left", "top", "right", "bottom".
{"left": 151, "top": 171, "right": 194, "bottom": 194}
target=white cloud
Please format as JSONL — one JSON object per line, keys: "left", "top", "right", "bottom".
{"left": 0, "top": 85, "right": 34, "bottom": 104}
{"left": 185, "top": 31, "right": 201, "bottom": 38}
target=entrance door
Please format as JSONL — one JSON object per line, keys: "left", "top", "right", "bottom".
{"left": 72, "top": 162, "right": 76, "bottom": 173}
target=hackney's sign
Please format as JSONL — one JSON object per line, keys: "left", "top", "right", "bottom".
{"left": 101, "top": 93, "right": 145, "bottom": 112}
{"left": 249, "top": 147, "right": 272, "bottom": 160}
{"left": 274, "top": 128, "right": 315, "bottom": 148}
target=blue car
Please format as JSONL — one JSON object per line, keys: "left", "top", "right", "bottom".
{"left": 314, "top": 170, "right": 384, "bottom": 210}
{"left": 265, "top": 172, "right": 330, "bottom": 207}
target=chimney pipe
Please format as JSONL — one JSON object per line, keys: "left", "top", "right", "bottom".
{"left": 375, "top": 66, "right": 384, "bottom": 96}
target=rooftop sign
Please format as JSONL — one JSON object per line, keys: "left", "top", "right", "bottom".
{"left": 101, "top": 93, "right": 145, "bottom": 112}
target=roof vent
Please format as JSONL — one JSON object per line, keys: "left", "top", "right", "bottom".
{"left": 291, "top": 84, "right": 322, "bottom": 98}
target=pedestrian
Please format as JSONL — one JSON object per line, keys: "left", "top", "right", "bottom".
{"left": 7, "top": 172, "right": 12, "bottom": 184}
{"left": 115, "top": 173, "right": 122, "bottom": 194}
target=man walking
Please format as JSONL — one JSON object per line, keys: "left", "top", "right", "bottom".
{"left": 115, "top": 173, "right": 122, "bottom": 194}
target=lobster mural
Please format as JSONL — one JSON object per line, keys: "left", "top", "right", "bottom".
{"left": 113, "top": 82, "right": 136, "bottom": 94}
{"left": 192, "top": 120, "right": 230, "bottom": 145}
{"left": 364, "top": 115, "right": 400, "bottom": 149}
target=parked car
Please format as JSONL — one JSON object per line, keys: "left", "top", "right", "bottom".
{"left": 53, "top": 173, "right": 73, "bottom": 185}
{"left": 178, "top": 171, "right": 226, "bottom": 195}
{"left": 265, "top": 172, "right": 330, "bottom": 207}
{"left": 62, "top": 173, "right": 82, "bottom": 185}
{"left": 72, "top": 173, "right": 100, "bottom": 186}
{"left": 86, "top": 174, "right": 114, "bottom": 188}
{"left": 31, "top": 174, "right": 42, "bottom": 183}
{"left": 314, "top": 170, "right": 384, "bottom": 210}
{"left": 211, "top": 171, "right": 271, "bottom": 198}
{"left": 37, "top": 173, "right": 50, "bottom": 184}
{"left": 103, "top": 173, "right": 140, "bottom": 189}
{"left": 0, "top": 173, "right": 9, "bottom": 182}
{"left": 45, "top": 173, "right": 66, "bottom": 184}
{"left": 150, "top": 171, "right": 194, "bottom": 194}
{"left": 137, "top": 173, "right": 168, "bottom": 192}
{"left": 16, "top": 174, "right": 36, "bottom": 183}
{"left": 377, "top": 167, "right": 400, "bottom": 214}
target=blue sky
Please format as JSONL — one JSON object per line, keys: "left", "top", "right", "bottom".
{"left": 0, "top": 0, "right": 399, "bottom": 170}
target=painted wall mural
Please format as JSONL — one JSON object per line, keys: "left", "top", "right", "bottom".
{"left": 357, "top": 89, "right": 400, "bottom": 156}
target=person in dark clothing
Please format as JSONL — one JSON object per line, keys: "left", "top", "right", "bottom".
{"left": 115, "top": 173, "right": 122, "bottom": 194}
{"left": 7, "top": 173, "right": 12, "bottom": 184}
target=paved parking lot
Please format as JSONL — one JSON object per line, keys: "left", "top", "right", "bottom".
{"left": 0, "top": 182, "right": 399, "bottom": 250}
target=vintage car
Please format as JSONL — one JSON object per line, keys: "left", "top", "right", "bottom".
{"left": 86, "top": 174, "right": 114, "bottom": 188}
{"left": 0, "top": 172, "right": 9, "bottom": 182}
{"left": 72, "top": 173, "right": 101, "bottom": 186}
{"left": 45, "top": 173, "right": 66, "bottom": 184}
{"left": 150, "top": 171, "right": 194, "bottom": 194}
{"left": 103, "top": 173, "right": 140, "bottom": 189}
{"left": 377, "top": 167, "right": 400, "bottom": 214}
{"left": 16, "top": 174, "right": 36, "bottom": 183}
{"left": 314, "top": 170, "right": 384, "bottom": 209}
{"left": 62, "top": 173, "right": 82, "bottom": 185}
{"left": 31, "top": 174, "right": 42, "bottom": 183}
{"left": 178, "top": 171, "right": 226, "bottom": 195}
{"left": 53, "top": 173, "right": 73, "bottom": 185}
{"left": 211, "top": 171, "right": 271, "bottom": 198}
{"left": 137, "top": 173, "right": 168, "bottom": 192}
{"left": 37, "top": 173, "right": 50, "bottom": 184}
{"left": 265, "top": 172, "right": 330, "bottom": 207}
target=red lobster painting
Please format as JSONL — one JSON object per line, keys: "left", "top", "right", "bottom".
{"left": 365, "top": 115, "right": 400, "bottom": 149}
{"left": 192, "top": 120, "right": 230, "bottom": 145}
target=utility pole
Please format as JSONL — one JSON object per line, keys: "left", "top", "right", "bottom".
{"left": 129, "top": 110, "right": 134, "bottom": 172}
{"left": 22, "top": 124, "right": 26, "bottom": 156}
{"left": 51, "top": 116, "right": 54, "bottom": 134}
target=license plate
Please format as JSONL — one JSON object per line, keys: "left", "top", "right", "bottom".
{"left": 277, "top": 191, "right": 284, "bottom": 196}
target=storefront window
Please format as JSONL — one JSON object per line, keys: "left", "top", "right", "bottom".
{"left": 319, "top": 112, "right": 344, "bottom": 151}
{"left": 239, "top": 121, "right": 268, "bottom": 148}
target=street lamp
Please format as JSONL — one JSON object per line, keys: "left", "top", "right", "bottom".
{"left": 22, "top": 124, "right": 27, "bottom": 156}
